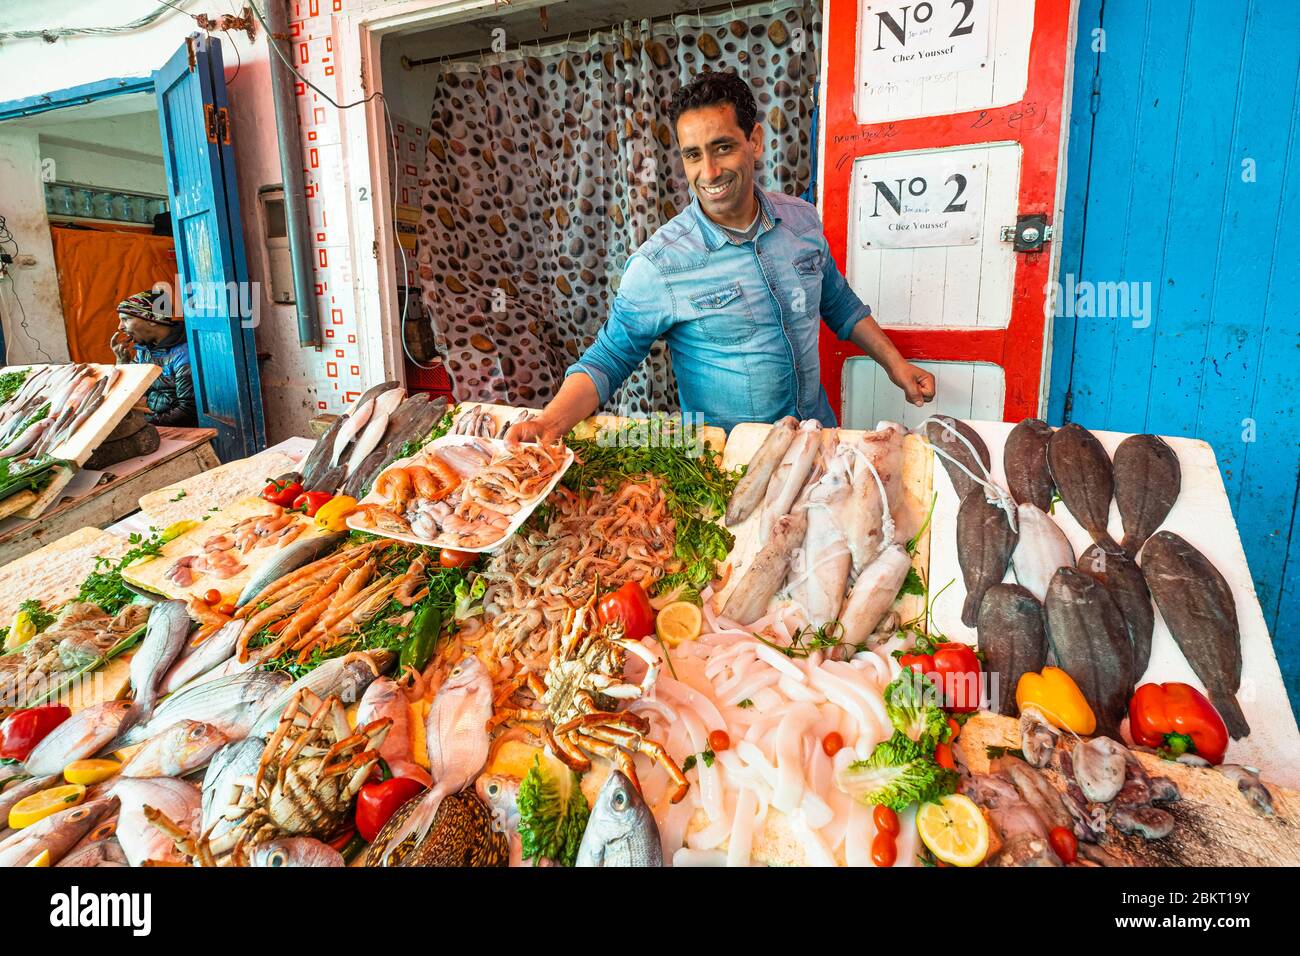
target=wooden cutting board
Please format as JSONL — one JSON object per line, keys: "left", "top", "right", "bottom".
{"left": 0, "top": 525, "right": 130, "bottom": 623}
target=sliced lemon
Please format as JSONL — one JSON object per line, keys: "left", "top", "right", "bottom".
{"left": 656, "top": 601, "right": 703, "bottom": 647}
{"left": 64, "top": 759, "right": 121, "bottom": 785}
{"left": 916, "top": 793, "right": 989, "bottom": 867}
{"left": 26, "top": 849, "right": 51, "bottom": 867}
{"left": 8, "top": 784, "right": 86, "bottom": 829}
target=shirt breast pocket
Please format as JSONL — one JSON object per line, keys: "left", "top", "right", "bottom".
{"left": 687, "top": 282, "right": 757, "bottom": 345}
{"left": 791, "top": 250, "right": 824, "bottom": 317}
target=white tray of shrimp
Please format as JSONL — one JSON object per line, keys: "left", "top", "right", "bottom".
{"left": 346, "top": 434, "right": 574, "bottom": 552}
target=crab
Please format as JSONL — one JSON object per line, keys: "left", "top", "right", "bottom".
{"left": 149, "top": 689, "right": 391, "bottom": 866}
{"left": 493, "top": 592, "right": 689, "bottom": 803}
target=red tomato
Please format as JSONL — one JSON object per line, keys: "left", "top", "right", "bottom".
{"left": 931, "top": 643, "right": 982, "bottom": 713}
{"left": 216, "top": 602, "right": 236, "bottom": 616}
{"left": 947, "top": 718, "right": 961, "bottom": 742}
{"left": 871, "top": 831, "right": 897, "bottom": 868}
{"left": 355, "top": 777, "right": 427, "bottom": 843}
{"left": 822, "top": 731, "right": 844, "bottom": 757}
{"left": 873, "top": 804, "right": 900, "bottom": 836}
{"left": 1049, "top": 826, "right": 1078, "bottom": 864}
{"left": 708, "top": 729, "right": 730, "bottom": 752}
{"left": 204, "top": 589, "right": 222, "bottom": 605}
{"left": 934, "top": 742, "right": 956, "bottom": 770}
{"left": 596, "top": 582, "right": 656, "bottom": 641}
{"left": 439, "top": 548, "right": 477, "bottom": 569}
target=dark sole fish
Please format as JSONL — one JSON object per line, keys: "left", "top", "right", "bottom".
{"left": 1003, "top": 419, "right": 1055, "bottom": 512}
{"left": 1047, "top": 423, "right": 1117, "bottom": 550}
{"left": 1044, "top": 566, "right": 1133, "bottom": 739}
{"left": 366, "top": 791, "right": 508, "bottom": 867}
{"left": 1078, "top": 544, "right": 1155, "bottom": 680}
{"left": 957, "top": 489, "right": 1018, "bottom": 627}
{"left": 977, "top": 584, "right": 1046, "bottom": 715}
{"left": 299, "top": 415, "right": 345, "bottom": 492}
{"left": 1113, "top": 435, "right": 1181, "bottom": 556}
{"left": 341, "top": 395, "right": 444, "bottom": 499}
{"left": 1140, "top": 531, "right": 1248, "bottom": 738}
{"left": 925, "top": 416, "right": 991, "bottom": 502}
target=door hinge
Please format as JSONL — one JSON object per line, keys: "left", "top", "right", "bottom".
{"left": 216, "top": 107, "right": 231, "bottom": 145}
{"left": 1000, "top": 214, "right": 1052, "bottom": 252}
{"left": 204, "top": 103, "right": 218, "bottom": 143}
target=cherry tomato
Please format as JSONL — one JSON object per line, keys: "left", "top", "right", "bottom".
{"left": 871, "top": 831, "right": 897, "bottom": 868}
{"left": 216, "top": 602, "right": 236, "bottom": 616}
{"left": 934, "top": 742, "right": 955, "bottom": 770}
{"left": 1049, "top": 826, "right": 1078, "bottom": 864}
{"left": 708, "top": 729, "right": 730, "bottom": 752}
{"left": 204, "top": 589, "right": 222, "bottom": 605}
{"left": 822, "top": 731, "right": 844, "bottom": 757}
{"left": 947, "top": 718, "right": 961, "bottom": 741}
{"left": 596, "top": 582, "right": 656, "bottom": 641}
{"left": 873, "top": 804, "right": 900, "bottom": 836}
{"left": 439, "top": 548, "right": 477, "bottom": 569}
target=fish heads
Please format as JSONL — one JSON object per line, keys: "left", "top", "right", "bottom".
{"left": 576, "top": 770, "right": 662, "bottom": 867}
{"left": 121, "top": 720, "right": 229, "bottom": 777}
{"left": 251, "top": 836, "right": 345, "bottom": 867}
{"left": 475, "top": 773, "right": 522, "bottom": 832}
{"left": 25, "top": 700, "right": 139, "bottom": 776}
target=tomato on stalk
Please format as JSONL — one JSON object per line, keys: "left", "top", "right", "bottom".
{"left": 261, "top": 478, "right": 303, "bottom": 508}
{"left": 1128, "top": 682, "right": 1229, "bottom": 766}
{"left": 0, "top": 706, "right": 71, "bottom": 761}
{"left": 438, "top": 548, "right": 477, "bottom": 569}
{"left": 355, "top": 776, "right": 427, "bottom": 843}
{"left": 596, "top": 582, "right": 655, "bottom": 641}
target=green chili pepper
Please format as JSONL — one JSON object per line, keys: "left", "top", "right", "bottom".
{"left": 400, "top": 603, "right": 442, "bottom": 675}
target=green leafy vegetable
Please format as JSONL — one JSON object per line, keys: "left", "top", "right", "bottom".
{"left": 701, "top": 749, "right": 715, "bottom": 768}
{"left": 0, "top": 369, "right": 28, "bottom": 405}
{"left": 837, "top": 732, "right": 958, "bottom": 812}
{"left": 170, "top": 490, "right": 187, "bottom": 502}
{"left": 0, "top": 598, "right": 56, "bottom": 646}
{"left": 75, "top": 530, "right": 165, "bottom": 615}
{"left": 737, "top": 698, "right": 754, "bottom": 709}
{"left": 682, "top": 754, "right": 697, "bottom": 773}
{"left": 453, "top": 576, "right": 486, "bottom": 621}
{"left": 884, "top": 672, "right": 952, "bottom": 748}
{"left": 517, "top": 754, "right": 590, "bottom": 867}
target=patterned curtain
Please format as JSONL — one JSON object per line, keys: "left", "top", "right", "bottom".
{"left": 415, "top": 0, "right": 822, "bottom": 414}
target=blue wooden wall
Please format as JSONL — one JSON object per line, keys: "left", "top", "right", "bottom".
{"left": 1050, "top": 0, "right": 1300, "bottom": 710}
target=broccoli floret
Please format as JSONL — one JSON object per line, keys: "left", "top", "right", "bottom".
{"left": 836, "top": 731, "right": 959, "bottom": 811}
{"left": 885, "top": 673, "right": 951, "bottom": 748}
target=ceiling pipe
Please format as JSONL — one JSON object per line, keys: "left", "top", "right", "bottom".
{"left": 265, "top": 0, "right": 320, "bottom": 347}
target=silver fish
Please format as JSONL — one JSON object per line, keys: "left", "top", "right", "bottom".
{"left": 0, "top": 416, "right": 52, "bottom": 458}
{"left": 725, "top": 416, "right": 797, "bottom": 526}
{"left": 373, "top": 656, "right": 493, "bottom": 863}
{"left": 344, "top": 407, "right": 391, "bottom": 477}
{"left": 202, "top": 736, "right": 267, "bottom": 838}
{"left": 759, "top": 420, "right": 822, "bottom": 542}
{"left": 250, "top": 836, "right": 345, "bottom": 867}
{"left": 330, "top": 397, "right": 375, "bottom": 468}
{"left": 235, "top": 531, "right": 347, "bottom": 608}
{"left": 1010, "top": 503, "right": 1076, "bottom": 603}
{"left": 839, "top": 543, "right": 913, "bottom": 646}
{"left": 25, "top": 700, "right": 138, "bottom": 775}
{"left": 130, "top": 599, "right": 191, "bottom": 716}
{"left": 357, "top": 677, "right": 431, "bottom": 786}
{"left": 120, "top": 720, "right": 229, "bottom": 777}
{"left": 722, "top": 511, "right": 808, "bottom": 625}
{"left": 0, "top": 796, "right": 119, "bottom": 867}
{"left": 111, "top": 776, "right": 200, "bottom": 867}
{"left": 159, "top": 619, "right": 242, "bottom": 696}
{"left": 250, "top": 650, "right": 392, "bottom": 735}
{"left": 576, "top": 770, "right": 662, "bottom": 867}
{"left": 123, "top": 670, "right": 289, "bottom": 746}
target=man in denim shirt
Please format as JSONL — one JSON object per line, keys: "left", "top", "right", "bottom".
{"left": 507, "top": 71, "right": 934, "bottom": 442}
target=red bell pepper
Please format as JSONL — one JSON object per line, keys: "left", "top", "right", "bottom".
{"left": 0, "top": 705, "right": 71, "bottom": 761}
{"left": 355, "top": 776, "right": 427, "bottom": 843}
{"left": 1128, "top": 682, "right": 1228, "bottom": 765}
{"left": 596, "top": 581, "right": 656, "bottom": 641}
{"left": 262, "top": 478, "right": 304, "bottom": 508}
{"left": 291, "top": 490, "right": 333, "bottom": 517}
{"left": 900, "top": 641, "right": 982, "bottom": 714}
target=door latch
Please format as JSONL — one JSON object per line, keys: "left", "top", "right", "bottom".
{"left": 1000, "top": 214, "right": 1053, "bottom": 252}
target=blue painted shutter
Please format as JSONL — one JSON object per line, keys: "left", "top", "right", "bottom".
{"left": 154, "top": 34, "right": 266, "bottom": 460}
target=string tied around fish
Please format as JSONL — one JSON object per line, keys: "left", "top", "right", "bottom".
{"left": 916, "top": 416, "right": 1019, "bottom": 534}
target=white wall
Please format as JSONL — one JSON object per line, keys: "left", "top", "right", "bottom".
{"left": 0, "top": 128, "right": 70, "bottom": 365}
{"left": 38, "top": 111, "right": 168, "bottom": 195}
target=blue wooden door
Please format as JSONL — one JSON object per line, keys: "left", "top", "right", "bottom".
{"left": 153, "top": 34, "right": 265, "bottom": 460}
{"left": 1050, "top": 0, "right": 1300, "bottom": 708}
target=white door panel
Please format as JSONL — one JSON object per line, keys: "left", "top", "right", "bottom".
{"left": 842, "top": 358, "right": 1005, "bottom": 429}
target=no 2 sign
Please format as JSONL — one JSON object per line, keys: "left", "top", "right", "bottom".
{"left": 855, "top": 152, "right": 985, "bottom": 249}
{"left": 860, "top": 0, "right": 990, "bottom": 82}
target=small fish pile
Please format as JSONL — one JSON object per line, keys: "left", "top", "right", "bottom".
{"left": 0, "top": 363, "right": 120, "bottom": 464}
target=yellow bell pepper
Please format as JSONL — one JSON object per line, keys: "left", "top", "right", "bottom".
{"left": 4, "top": 609, "right": 36, "bottom": 652}
{"left": 1016, "top": 666, "right": 1096, "bottom": 735}
{"left": 314, "top": 495, "right": 358, "bottom": 532}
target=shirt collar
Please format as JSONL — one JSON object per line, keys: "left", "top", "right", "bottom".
{"left": 692, "top": 188, "right": 778, "bottom": 249}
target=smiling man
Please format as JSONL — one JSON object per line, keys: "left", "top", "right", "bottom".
{"left": 507, "top": 70, "right": 934, "bottom": 443}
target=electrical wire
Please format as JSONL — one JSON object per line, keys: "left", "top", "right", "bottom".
{"left": 0, "top": 0, "right": 197, "bottom": 42}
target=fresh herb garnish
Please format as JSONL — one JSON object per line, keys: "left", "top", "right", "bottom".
{"left": 682, "top": 754, "right": 697, "bottom": 773}
{"left": 737, "top": 698, "right": 754, "bottom": 709}
{"left": 170, "top": 490, "right": 187, "bottom": 502}
{"left": 75, "top": 529, "right": 165, "bottom": 614}
{"left": 701, "top": 749, "right": 715, "bottom": 768}
{"left": 0, "top": 369, "right": 28, "bottom": 405}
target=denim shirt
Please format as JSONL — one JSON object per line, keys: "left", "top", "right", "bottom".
{"left": 566, "top": 189, "right": 871, "bottom": 433}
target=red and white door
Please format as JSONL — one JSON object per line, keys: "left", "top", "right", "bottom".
{"left": 818, "top": 0, "right": 1076, "bottom": 427}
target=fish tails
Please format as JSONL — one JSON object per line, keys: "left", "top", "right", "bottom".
{"left": 1214, "top": 693, "right": 1251, "bottom": 740}
{"left": 378, "top": 786, "right": 445, "bottom": 866}
{"left": 961, "top": 592, "right": 982, "bottom": 628}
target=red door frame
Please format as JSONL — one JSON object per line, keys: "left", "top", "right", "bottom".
{"left": 818, "top": 0, "right": 1073, "bottom": 422}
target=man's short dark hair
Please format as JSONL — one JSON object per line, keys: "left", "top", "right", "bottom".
{"left": 668, "top": 70, "right": 758, "bottom": 137}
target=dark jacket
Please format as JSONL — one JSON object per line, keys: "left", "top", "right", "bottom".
{"left": 133, "top": 327, "right": 197, "bottom": 427}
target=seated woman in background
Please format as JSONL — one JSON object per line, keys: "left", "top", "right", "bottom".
{"left": 110, "top": 290, "right": 197, "bottom": 428}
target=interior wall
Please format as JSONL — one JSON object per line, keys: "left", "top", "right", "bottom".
{"left": 0, "top": 127, "right": 70, "bottom": 365}
{"left": 37, "top": 111, "right": 168, "bottom": 195}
